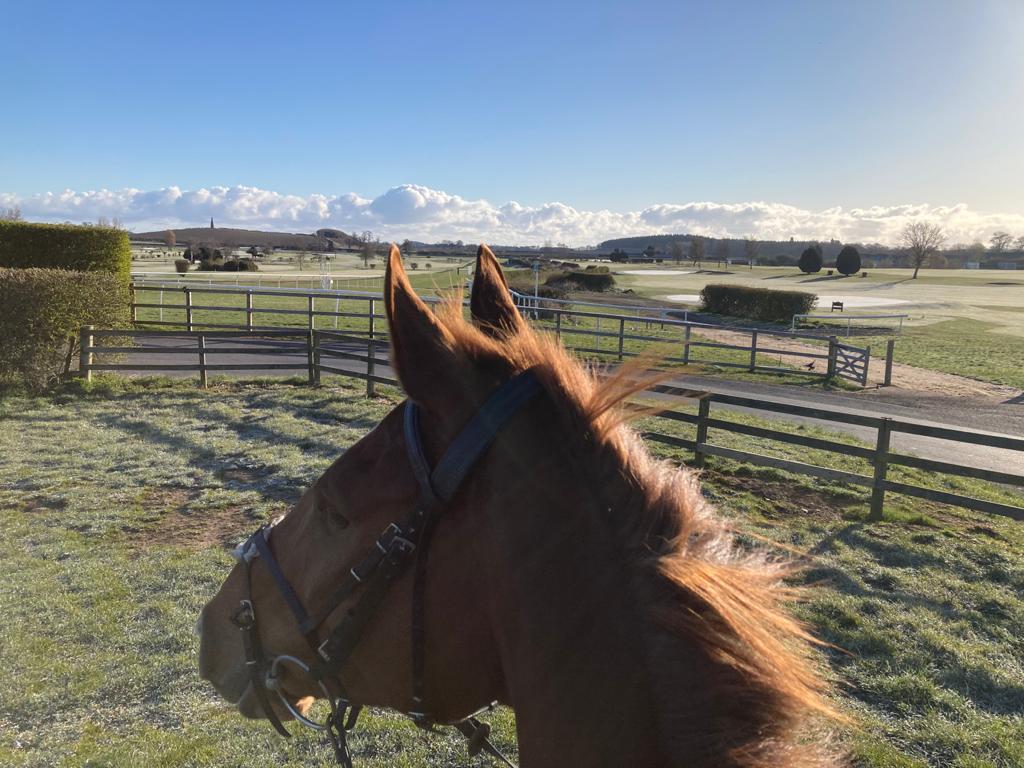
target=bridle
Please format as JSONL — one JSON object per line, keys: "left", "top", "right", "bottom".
{"left": 228, "top": 368, "right": 543, "bottom": 766}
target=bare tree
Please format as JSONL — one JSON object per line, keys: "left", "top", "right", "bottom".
{"left": 164, "top": 230, "right": 176, "bottom": 248}
{"left": 990, "top": 231, "right": 1014, "bottom": 252}
{"left": 689, "top": 237, "right": 706, "bottom": 267}
{"left": 1016, "top": 236, "right": 1024, "bottom": 252}
{"left": 400, "top": 239, "right": 416, "bottom": 257}
{"left": 296, "top": 249, "right": 307, "bottom": 270}
{"left": 744, "top": 237, "right": 760, "bottom": 268}
{"left": 899, "top": 222, "right": 946, "bottom": 279}
{"left": 669, "top": 240, "right": 685, "bottom": 264}
{"left": 0, "top": 205, "right": 22, "bottom": 221}
{"left": 714, "top": 238, "right": 729, "bottom": 266}
{"left": 361, "top": 240, "right": 376, "bottom": 268}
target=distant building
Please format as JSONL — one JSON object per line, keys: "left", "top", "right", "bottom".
{"left": 210, "top": 217, "right": 215, "bottom": 229}
{"left": 966, "top": 261, "right": 980, "bottom": 269}
{"left": 998, "top": 261, "right": 1019, "bottom": 270}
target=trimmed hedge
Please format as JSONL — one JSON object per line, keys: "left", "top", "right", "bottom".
{"left": 799, "top": 245, "right": 823, "bottom": 274}
{"left": 0, "top": 268, "right": 130, "bottom": 390}
{"left": 547, "top": 270, "right": 614, "bottom": 292}
{"left": 699, "top": 284, "right": 817, "bottom": 322}
{"left": 836, "top": 245, "right": 861, "bottom": 276}
{"left": 0, "top": 221, "right": 131, "bottom": 280}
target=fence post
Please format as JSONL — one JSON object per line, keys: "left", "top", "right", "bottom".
{"left": 870, "top": 418, "right": 892, "bottom": 521}
{"left": 555, "top": 311, "right": 562, "bottom": 340}
{"left": 863, "top": 346, "right": 871, "bottom": 386}
{"left": 826, "top": 336, "right": 838, "bottom": 379}
{"left": 693, "top": 397, "right": 711, "bottom": 468}
{"left": 617, "top": 317, "right": 625, "bottom": 361}
{"left": 883, "top": 339, "right": 895, "bottom": 386}
{"left": 130, "top": 284, "right": 137, "bottom": 324}
{"left": 79, "top": 325, "right": 94, "bottom": 381}
{"left": 368, "top": 299, "right": 376, "bottom": 340}
{"left": 198, "top": 334, "right": 208, "bottom": 388}
{"left": 184, "top": 288, "right": 193, "bottom": 332}
{"left": 683, "top": 324, "right": 691, "bottom": 365}
{"left": 307, "top": 330, "right": 316, "bottom": 385}
{"left": 246, "top": 292, "right": 254, "bottom": 332}
{"left": 749, "top": 330, "right": 758, "bottom": 372}
{"left": 308, "top": 295, "right": 315, "bottom": 331}
{"left": 311, "top": 330, "right": 321, "bottom": 385}
{"left": 366, "top": 338, "right": 376, "bottom": 397}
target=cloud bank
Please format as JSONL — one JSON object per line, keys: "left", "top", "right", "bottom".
{"left": 3, "top": 184, "right": 1022, "bottom": 246}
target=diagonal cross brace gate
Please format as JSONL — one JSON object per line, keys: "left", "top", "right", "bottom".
{"left": 828, "top": 339, "right": 870, "bottom": 385}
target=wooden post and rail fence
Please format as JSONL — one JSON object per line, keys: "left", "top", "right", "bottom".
{"left": 78, "top": 326, "right": 1023, "bottom": 523}
{"left": 125, "top": 282, "right": 893, "bottom": 387}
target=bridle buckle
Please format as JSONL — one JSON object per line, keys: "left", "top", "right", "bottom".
{"left": 231, "top": 599, "right": 255, "bottom": 630}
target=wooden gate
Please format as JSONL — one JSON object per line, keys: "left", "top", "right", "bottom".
{"left": 829, "top": 340, "right": 870, "bottom": 385}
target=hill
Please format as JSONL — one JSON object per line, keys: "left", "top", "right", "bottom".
{"left": 130, "top": 227, "right": 356, "bottom": 250}
{"left": 597, "top": 233, "right": 863, "bottom": 261}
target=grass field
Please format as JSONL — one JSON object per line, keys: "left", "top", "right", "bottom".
{"left": 130, "top": 250, "right": 471, "bottom": 293}
{"left": 610, "top": 264, "right": 1024, "bottom": 388}
{"left": 2, "top": 378, "right": 1022, "bottom": 767}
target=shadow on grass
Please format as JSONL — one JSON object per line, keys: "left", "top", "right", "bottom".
{"left": 95, "top": 410, "right": 312, "bottom": 504}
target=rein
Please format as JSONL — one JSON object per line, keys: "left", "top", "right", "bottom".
{"left": 229, "top": 368, "right": 543, "bottom": 766}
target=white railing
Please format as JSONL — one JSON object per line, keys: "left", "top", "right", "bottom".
{"left": 509, "top": 289, "right": 691, "bottom": 323}
{"left": 791, "top": 313, "right": 909, "bottom": 336}
{"left": 130, "top": 271, "right": 382, "bottom": 290}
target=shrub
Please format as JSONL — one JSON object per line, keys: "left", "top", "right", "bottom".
{"left": 174, "top": 259, "right": 190, "bottom": 274}
{"left": 699, "top": 284, "right": 817, "bottom": 323}
{"left": 836, "top": 245, "right": 861, "bottom": 276}
{"left": 410, "top": 263, "right": 419, "bottom": 270}
{"left": 799, "top": 245, "right": 823, "bottom": 274}
{"left": 239, "top": 258, "right": 259, "bottom": 272}
{"left": 0, "top": 221, "right": 130, "bottom": 280}
{"left": 0, "top": 268, "right": 130, "bottom": 390}
{"left": 547, "top": 270, "right": 615, "bottom": 292}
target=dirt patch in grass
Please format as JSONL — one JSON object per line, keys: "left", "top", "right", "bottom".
{"left": 708, "top": 470, "right": 858, "bottom": 522}
{"left": 125, "top": 487, "right": 261, "bottom": 550}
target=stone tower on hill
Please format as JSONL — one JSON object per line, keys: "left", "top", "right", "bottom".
{"left": 210, "top": 217, "right": 214, "bottom": 229}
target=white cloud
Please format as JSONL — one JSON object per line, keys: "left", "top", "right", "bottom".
{"left": 4, "top": 183, "right": 1023, "bottom": 247}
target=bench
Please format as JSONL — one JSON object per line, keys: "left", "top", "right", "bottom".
{"left": 831, "top": 301, "right": 844, "bottom": 312}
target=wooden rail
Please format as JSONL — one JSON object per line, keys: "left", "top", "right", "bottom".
{"left": 641, "top": 390, "right": 1024, "bottom": 522}
{"left": 81, "top": 327, "right": 1022, "bottom": 522}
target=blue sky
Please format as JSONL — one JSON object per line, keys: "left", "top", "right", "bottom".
{"left": 2, "top": 0, "right": 1022, "bottom": 244}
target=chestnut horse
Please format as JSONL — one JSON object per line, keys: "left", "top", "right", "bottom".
{"left": 199, "top": 244, "right": 841, "bottom": 767}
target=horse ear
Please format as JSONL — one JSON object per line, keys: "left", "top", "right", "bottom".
{"left": 470, "top": 244, "right": 525, "bottom": 337}
{"left": 384, "top": 244, "right": 460, "bottom": 405}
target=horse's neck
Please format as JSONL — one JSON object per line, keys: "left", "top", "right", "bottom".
{"left": 481, "top": 464, "right": 670, "bottom": 766}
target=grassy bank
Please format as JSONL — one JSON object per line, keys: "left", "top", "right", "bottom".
{"left": 1, "top": 380, "right": 1022, "bottom": 766}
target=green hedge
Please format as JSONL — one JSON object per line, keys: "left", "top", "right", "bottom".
{"left": 0, "top": 221, "right": 131, "bottom": 280}
{"left": 545, "top": 270, "right": 615, "bottom": 292}
{"left": 699, "top": 284, "right": 817, "bottom": 323}
{"left": 0, "top": 268, "right": 130, "bottom": 390}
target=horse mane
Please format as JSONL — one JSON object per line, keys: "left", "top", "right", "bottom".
{"left": 430, "top": 294, "right": 844, "bottom": 767}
